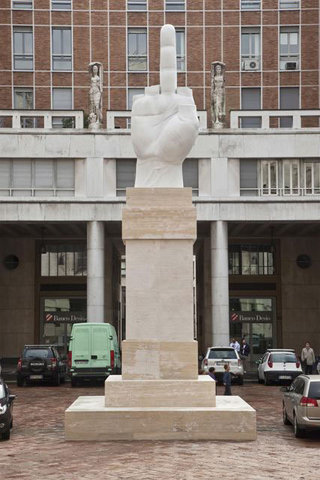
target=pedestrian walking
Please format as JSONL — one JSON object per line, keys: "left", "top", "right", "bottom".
{"left": 240, "top": 338, "right": 250, "bottom": 373}
{"left": 301, "top": 342, "right": 315, "bottom": 375}
{"left": 229, "top": 338, "right": 240, "bottom": 352}
{"left": 207, "top": 367, "right": 216, "bottom": 381}
{"left": 223, "top": 364, "right": 232, "bottom": 396}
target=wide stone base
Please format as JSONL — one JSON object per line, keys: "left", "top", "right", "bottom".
{"left": 65, "top": 395, "right": 256, "bottom": 441}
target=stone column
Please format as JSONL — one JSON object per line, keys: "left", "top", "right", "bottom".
{"left": 210, "top": 221, "right": 229, "bottom": 346}
{"left": 87, "top": 221, "right": 104, "bottom": 323}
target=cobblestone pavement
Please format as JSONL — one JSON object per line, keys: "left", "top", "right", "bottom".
{"left": 0, "top": 381, "right": 319, "bottom": 480}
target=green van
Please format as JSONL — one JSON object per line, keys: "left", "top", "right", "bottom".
{"left": 68, "top": 323, "right": 121, "bottom": 387}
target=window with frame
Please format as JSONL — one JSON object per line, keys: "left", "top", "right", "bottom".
{"left": 14, "top": 88, "right": 36, "bottom": 128}
{"left": 127, "top": 88, "right": 144, "bottom": 127}
{"left": 13, "top": 26, "right": 33, "bottom": 70}
{"left": 280, "top": 27, "right": 299, "bottom": 70}
{"left": 127, "top": 0, "right": 147, "bottom": 10}
{"left": 51, "top": 0, "right": 72, "bottom": 9}
{"left": 283, "top": 160, "right": 299, "bottom": 195}
{"left": 0, "top": 159, "right": 75, "bottom": 197}
{"left": 176, "top": 29, "right": 185, "bottom": 72}
{"left": 241, "top": 88, "right": 261, "bottom": 128}
{"left": 305, "top": 162, "right": 320, "bottom": 195}
{"left": 241, "top": 0, "right": 260, "bottom": 10}
{"left": 41, "top": 244, "right": 86, "bottom": 276}
{"left": 229, "top": 245, "right": 275, "bottom": 275}
{"left": 12, "top": 0, "right": 33, "bottom": 8}
{"left": 52, "top": 88, "right": 72, "bottom": 127}
{"left": 52, "top": 27, "right": 72, "bottom": 71}
{"left": 128, "top": 28, "right": 147, "bottom": 71}
{"left": 241, "top": 28, "right": 260, "bottom": 71}
{"left": 280, "top": 87, "right": 299, "bottom": 128}
{"left": 279, "top": 0, "right": 300, "bottom": 9}
{"left": 261, "top": 160, "right": 278, "bottom": 195}
{"left": 166, "top": 0, "right": 185, "bottom": 10}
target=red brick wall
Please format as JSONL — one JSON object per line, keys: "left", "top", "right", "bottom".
{"left": 0, "top": 0, "right": 318, "bottom": 128}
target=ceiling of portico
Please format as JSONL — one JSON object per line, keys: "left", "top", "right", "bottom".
{"left": 228, "top": 222, "right": 320, "bottom": 238}
{"left": 0, "top": 222, "right": 122, "bottom": 239}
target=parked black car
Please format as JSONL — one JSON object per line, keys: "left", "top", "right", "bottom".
{"left": 16, "top": 345, "right": 67, "bottom": 387}
{"left": 0, "top": 379, "right": 16, "bottom": 440}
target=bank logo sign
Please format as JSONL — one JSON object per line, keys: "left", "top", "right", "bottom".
{"left": 230, "top": 311, "right": 272, "bottom": 323}
{"left": 44, "top": 312, "right": 87, "bottom": 324}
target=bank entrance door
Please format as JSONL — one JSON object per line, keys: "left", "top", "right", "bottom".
{"left": 230, "top": 297, "right": 275, "bottom": 368}
{"left": 40, "top": 297, "right": 87, "bottom": 357}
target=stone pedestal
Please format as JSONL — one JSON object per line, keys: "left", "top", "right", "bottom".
{"left": 65, "top": 188, "right": 256, "bottom": 441}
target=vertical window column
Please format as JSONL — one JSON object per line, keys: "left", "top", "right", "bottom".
{"left": 13, "top": 26, "right": 33, "bottom": 70}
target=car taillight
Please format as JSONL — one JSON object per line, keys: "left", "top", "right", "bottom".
{"left": 238, "top": 359, "right": 242, "bottom": 367}
{"left": 51, "top": 358, "right": 57, "bottom": 369}
{"left": 204, "top": 359, "right": 208, "bottom": 366}
{"left": 268, "top": 355, "right": 273, "bottom": 368}
{"left": 17, "top": 358, "right": 22, "bottom": 371}
{"left": 110, "top": 350, "right": 114, "bottom": 369}
{"left": 296, "top": 361, "right": 300, "bottom": 368}
{"left": 68, "top": 351, "right": 72, "bottom": 368}
{"left": 300, "top": 396, "right": 318, "bottom": 407}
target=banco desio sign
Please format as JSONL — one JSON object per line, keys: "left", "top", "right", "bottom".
{"left": 230, "top": 312, "right": 272, "bottom": 323}
{"left": 44, "top": 312, "right": 87, "bottom": 324}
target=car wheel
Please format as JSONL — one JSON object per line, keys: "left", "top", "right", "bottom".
{"left": 257, "top": 373, "right": 263, "bottom": 384}
{"left": 10, "top": 420, "right": 13, "bottom": 429}
{"left": 264, "top": 375, "right": 271, "bottom": 386}
{"left": 71, "top": 377, "right": 78, "bottom": 387}
{"left": 2, "top": 428, "right": 10, "bottom": 440}
{"left": 237, "top": 376, "right": 243, "bottom": 385}
{"left": 16, "top": 377, "right": 24, "bottom": 387}
{"left": 283, "top": 403, "right": 291, "bottom": 425}
{"left": 294, "top": 414, "right": 305, "bottom": 438}
{"left": 60, "top": 375, "right": 66, "bottom": 384}
{"left": 53, "top": 374, "right": 61, "bottom": 386}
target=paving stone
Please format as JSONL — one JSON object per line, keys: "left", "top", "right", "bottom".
{"left": 0, "top": 382, "right": 319, "bottom": 479}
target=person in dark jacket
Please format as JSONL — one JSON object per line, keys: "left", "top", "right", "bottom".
{"left": 223, "top": 364, "right": 232, "bottom": 396}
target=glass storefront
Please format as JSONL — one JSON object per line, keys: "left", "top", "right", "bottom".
{"left": 40, "top": 297, "right": 87, "bottom": 356}
{"left": 230, "top": 297, "right": 275, "bottom": 364}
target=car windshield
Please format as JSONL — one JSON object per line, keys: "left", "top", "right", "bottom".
{"left": 308, "top": 382, "right": 320, "bottom": 399}
{"left": 24, "top": 349, "right": 53, "bottom": 358}
{"left": 271, "top": 353, "right": 297, "bottom": 363}
{"left": 0, "top": 385, "right": 5, "bottom": 399}
{"left": 209, "top": 349, "right": 237, "bottom": 359}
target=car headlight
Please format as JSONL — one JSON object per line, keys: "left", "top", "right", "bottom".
{"left": 0, "top": 404, "right": 7, "bottom": 415}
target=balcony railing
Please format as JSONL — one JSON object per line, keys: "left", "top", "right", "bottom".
{"left": 230, "top": 109, "right": 320, "bottom": 129}
{"left": 0, "top": 110, "right": 84, "bottom": 129}
{"left": 106, "top": 110, "right": 208, "bottom": 131}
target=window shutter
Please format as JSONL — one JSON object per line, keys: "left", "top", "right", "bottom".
{"left": 183, "top": 159, "right": 198, "bottom": 194}
{"left": 0, "top": 160, "right": 11, "bottom": 189}
{"left": 240, "top": 160, "right": 258, "bottom": 196}
{"left": 34, "top": 160, "right": 54, "bottom": 188}
{"left": 56, "top": 160, "right": 74, "bottom": 188}
{"left": 116, "top": 160, "right": 136, "bottom": 194}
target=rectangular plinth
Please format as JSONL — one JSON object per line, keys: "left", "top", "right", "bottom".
{"left": 122, "top": 188, "right": 197, "bottom": 240}
{"left": 122, "top": 340, "right": 198, "bottom": 380}
{"left": 105, "top": 375, "right": 216, "bottom": 408}
{"left": 65, "top": 396, "right": 257, "bottom": 441}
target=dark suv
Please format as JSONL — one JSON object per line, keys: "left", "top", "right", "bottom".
{"left": 16, "top": 345, "right": 67, "bottom": 387}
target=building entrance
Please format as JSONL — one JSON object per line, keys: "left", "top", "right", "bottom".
{"left": 40, "top": 297, "right": 87, "bottom": 357}
{"left": 230, "top": 297, "right": 275, "bottom": 367}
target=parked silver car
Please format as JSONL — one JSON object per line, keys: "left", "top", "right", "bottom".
{"left": 282, "top": 374, "right": 320, "bottom": 438}
{"left": 202, "top": 346, "right": 244, "bottom": 385}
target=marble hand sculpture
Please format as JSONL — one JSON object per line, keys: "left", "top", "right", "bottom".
{"left": 131, "top": 25, "right": 199, "bottom": 188}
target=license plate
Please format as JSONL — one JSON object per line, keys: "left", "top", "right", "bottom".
{"left": 279, "top": 375, "right": 291, "bottom": 379}
{"left": 30, "top": 375, "right": 43, "bottom": 380}
{"left": 75, "top": 360, "right": 88, "bottom": 364}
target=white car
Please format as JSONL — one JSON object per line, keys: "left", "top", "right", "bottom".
{"left": 257, "top": 349, "right": 302, "bottom": 385}
{"left": 202, "top": 346, "right": 244, "bottom": 385}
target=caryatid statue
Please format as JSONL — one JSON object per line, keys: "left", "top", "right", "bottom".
{"left": 211, "top": 61, "right": 226, "bottom": 129}
{"left": 89, "top": 62, "right": 103, "bottom": 129}
{"left": 131, "top": 25, "right": 199, "bottom": 188}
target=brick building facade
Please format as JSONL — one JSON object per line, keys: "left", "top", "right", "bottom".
{"left": 0, "top": 0, "right": 319, "bottom": 126}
